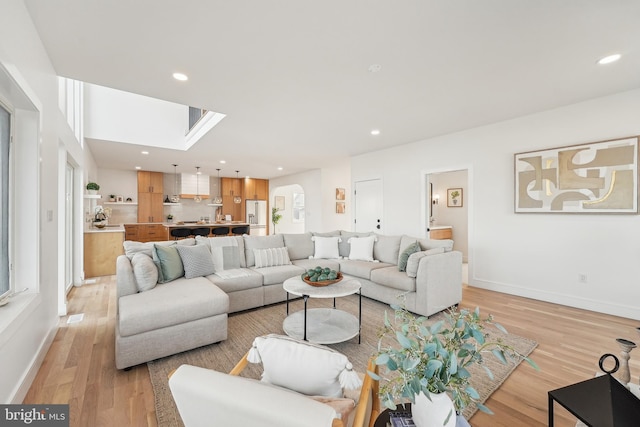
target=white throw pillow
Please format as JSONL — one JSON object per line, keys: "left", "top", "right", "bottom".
{"left": 253, "top": 247, "right": 292, "bottom": 268}
{"left": 406, "top": 247, "right": 445, "bottom": 278}
{"left": 311, "top": 236, "right": 341, "bottom": 259}
{"left": 131, "top": 253, "right": 158, "bottom": 292}
{"left": 208, "top": 236, "right": 241, "bottom": 271}
{"left": 348, "top": 235, "right": 377, "bottom": 261}
{"left": 252, "top": 334, "right": 354, "bottom": 398}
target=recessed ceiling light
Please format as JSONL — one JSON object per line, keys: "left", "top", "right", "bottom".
{"left": 135, "top": 166, "right": 141, "bottom": 170}
{"left": 141, "top": 151, "right": 149, "bottom": 155}
{"left": 597, "top": 54, "right": 621, "bottom": 65}
{"left": 219, "top": 160, "right": 226, "bottom": 164}
{"left": 277, "top": 167, "right": 283, "bottom": 171}
{"left": 371, "top": 129, "right": 381, "bottom": 136}
{"left": 173, "top": 72, "right": 188, "bottom": 81}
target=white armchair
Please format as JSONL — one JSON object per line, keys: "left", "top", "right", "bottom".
{"left": 169, "top": 334, "right": 379, "bottom": 427}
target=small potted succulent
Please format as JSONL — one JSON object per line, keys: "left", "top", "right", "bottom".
{"left": 166, "top": 214, "right": 174, "bottom": 223}
{"left": 370, "top": 305, "right": 538, "bottom": 427}
{"left": 86, "top": 182, "right": 100, "bottom": 195}
{"left": 109, "top": 194, "right": 116, "bottom": 202}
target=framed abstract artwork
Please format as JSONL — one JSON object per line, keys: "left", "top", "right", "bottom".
{"left": 336, "top": 201, "right": 345, "bottom": 214}
{"left": 514, "top": 136, "right": 639, "bottom": 213}
{"left": 336, "top": 188, "right": 345, "bottom": 200}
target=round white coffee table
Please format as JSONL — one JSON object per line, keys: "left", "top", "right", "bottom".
{"left": 283, "top": 274, "right": 361, "bottom": 344}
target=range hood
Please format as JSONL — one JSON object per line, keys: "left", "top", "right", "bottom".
{"left": 179, "top": 173, "right": 210, "bottom": 199}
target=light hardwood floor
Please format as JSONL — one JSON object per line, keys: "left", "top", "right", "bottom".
{"left": 24, "top": 275, "right": 640, "bottom": 427}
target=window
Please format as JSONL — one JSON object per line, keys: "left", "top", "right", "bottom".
{"left": 188, "top": 107, "right": 207, "bottom": 131}
{"left": 57, "top": 77, "right": 83, "bottom": 144}
{"left": 292, "top": 192, "right": 305, "bottom": 223}
{"left": 0, "top": 103, "right": 10, "bottom": 299}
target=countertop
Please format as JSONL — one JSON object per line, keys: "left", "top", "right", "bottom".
{"left": 430, "top": 225, "right": 452, "bottom": 230}
{"left": 164, "top": 222, "right": 250, "bottom": 228}
{"left": 84, "top": 224, "right": 125, "bottom": 233}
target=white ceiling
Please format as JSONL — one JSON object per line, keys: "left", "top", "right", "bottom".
{"left": 23, "top": 0, "right": 640, "bottom": 178}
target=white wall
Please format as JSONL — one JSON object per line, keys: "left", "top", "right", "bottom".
{"left": 352, "top": 89, "right": 640, "bottom": 320}
{"left": 0, "top": 0, "right": 80, "bottom": 403}
{"left": 84, "top": 83, "right": 187, "bottom": 148}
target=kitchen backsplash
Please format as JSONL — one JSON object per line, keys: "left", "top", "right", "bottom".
{"left": 106, "top": 198, "right": 225, "bottom": 224}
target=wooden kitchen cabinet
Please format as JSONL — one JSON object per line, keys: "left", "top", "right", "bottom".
{"left": 221, "top": 177, "right": 243, "bottom": 197}
{"left": 221, "top": 177, "right": 244, "bottom": 221}
{"left": 84, "top": 231, "right": 124, "bottom": 277}
{"left": 137, "top": 171, "right": 163, "bottom": 194}
{"left": 138, "top": 171, "right": 164, "bottom": 222}
{"left": 124, "top": 224, "right": 167, "bottom": 242}
{"left": 124, "top": 224, "right": 139, "bottom": 241}
{"left": 244, "top": 178, "right": 269, "bottom": 200}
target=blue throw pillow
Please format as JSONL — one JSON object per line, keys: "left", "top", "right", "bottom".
{"left": 153, "top": 244, "right": 184, "bottom": 283}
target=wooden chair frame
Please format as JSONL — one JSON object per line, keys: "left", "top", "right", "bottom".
{"left": 229, "top": 353, "right": 380, "bottom": 427}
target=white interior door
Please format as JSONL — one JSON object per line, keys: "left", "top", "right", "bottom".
{"left": 354, "top": 179, "right": 383, "bottom": 233}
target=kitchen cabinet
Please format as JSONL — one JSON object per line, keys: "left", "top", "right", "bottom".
{"left": 84, "top": 231, "right": 124, "bottom": 277}
{"left": 124, "top": 224, "right": 168, "bottom": 242}
{"left": 244, "top": 178, "right": 269, "bottom": 200}
{"left": 138, "top": 171, "right": 164, "bottom": 222}
{"left": 221, "top": 177, "right": 244, "bottom": 221}
{"left": 137, "top": 171, "right": 163, "bottom": 194}
{"left": 221, "top": 177, "right": 243, "bottom": 197}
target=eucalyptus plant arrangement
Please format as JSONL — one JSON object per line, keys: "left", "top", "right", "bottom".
{"left": 369, "top": 304, "right": 538, "bottom": 416}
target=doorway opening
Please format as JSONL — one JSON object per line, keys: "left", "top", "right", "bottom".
{"left": 425, "top": 169, "right": 469, "bottom": 264}
{"left": 270, "top": 184, "right": 305, "bottom": 234}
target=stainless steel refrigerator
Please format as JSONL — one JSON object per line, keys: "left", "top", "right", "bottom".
{"left": 246, "top": 200, "right": 267, "bottom": 236}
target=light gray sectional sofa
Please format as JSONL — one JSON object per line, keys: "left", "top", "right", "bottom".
{"left": 115, "top": 230, "right": 462, "bottom": 369}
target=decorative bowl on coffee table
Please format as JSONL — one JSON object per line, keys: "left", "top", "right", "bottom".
{"left": 302, "top": 272, "right": 343, "bottom": 287}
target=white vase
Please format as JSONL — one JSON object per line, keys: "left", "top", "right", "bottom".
{"left": 411, "top": 391, "right": 456, "bottom": 427}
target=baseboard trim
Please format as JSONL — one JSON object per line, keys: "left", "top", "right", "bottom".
{"left": 11, "top": 323, "right": 58, "bottom": 403}
{"left": 470, "top": 277, "right": 640, "bottom": 321}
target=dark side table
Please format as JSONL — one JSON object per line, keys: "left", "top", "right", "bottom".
{"left": 548, "top": 374, "right": 640, "bottom": 426}
{"left": 373, "top": 404, "right": 471, "bottom": 427}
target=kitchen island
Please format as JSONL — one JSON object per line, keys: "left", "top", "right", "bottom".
{"left": 84, "top": 225, "right": 125, "bottom": 277}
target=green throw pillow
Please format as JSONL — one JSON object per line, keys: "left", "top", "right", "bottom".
{"left": 153, "top": 244, "right": 184, "bottom": 283}
{"left": 398, "top": 242, "right": 420, "bottom": 272}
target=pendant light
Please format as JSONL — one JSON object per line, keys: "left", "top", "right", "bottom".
{"left": 194, "top": 166, "right": 202, "bottom": 203}
{"left": 233, "top": 170, "right": 242, "bottom": 204}
{"left": 170, "top": 164, "right": 180, "bottom": 203}
{"left": 212, "top": 168, "right": 222, "bottom": 205}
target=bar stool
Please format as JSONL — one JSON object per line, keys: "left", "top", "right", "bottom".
{"left": 231, "top": 226, "right": 249, "bottom": 236}
{"left": 170, "top": 228, "right": 192, "bottom": 240}
{"left": 192, "top": 227, "right": 211, "bottom": 237}
{"left": 211, "top": 227, "right": 230, "bottom": 237}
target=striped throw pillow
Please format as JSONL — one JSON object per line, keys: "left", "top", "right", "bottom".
{"left": 253, "top": 247, "right": 292, "bottom": 268}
